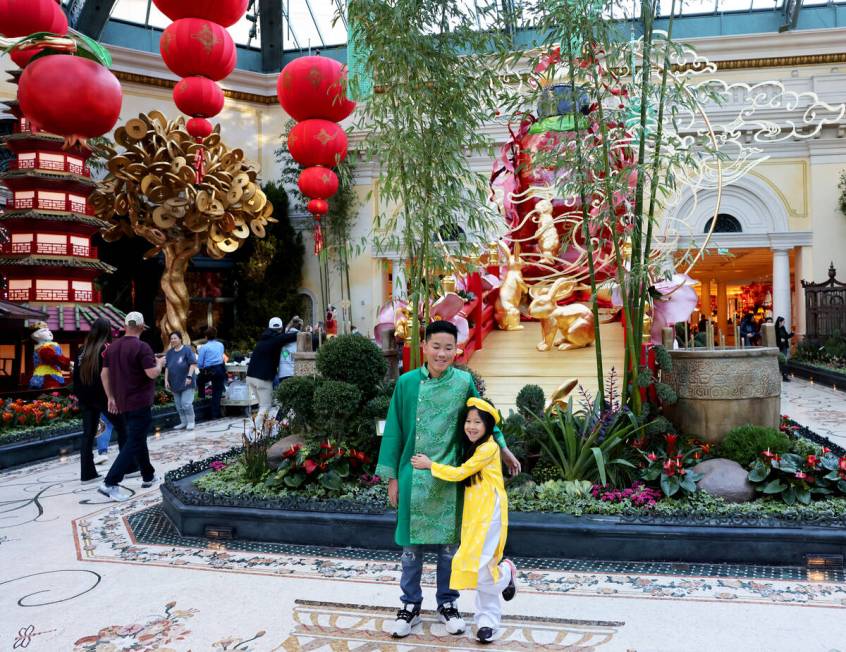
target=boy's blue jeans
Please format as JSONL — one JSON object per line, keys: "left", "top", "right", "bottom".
{"left": 400, "top": 544, "right": 460, "bottom": 606}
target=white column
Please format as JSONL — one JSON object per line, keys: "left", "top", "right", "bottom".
{"left": 772, "top": 247, "right": 792, "bottom": 332}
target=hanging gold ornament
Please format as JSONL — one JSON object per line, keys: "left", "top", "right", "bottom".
{"left": 90, "top": 112, "right": 276, "bottom": 343}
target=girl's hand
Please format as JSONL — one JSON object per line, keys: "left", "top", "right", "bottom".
{"left": 411, "top": 454, "right": 432, "bottom": 470}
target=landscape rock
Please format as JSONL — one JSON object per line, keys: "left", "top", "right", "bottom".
{"left": 693, "top": 458, "right": 756, "bottom": 503}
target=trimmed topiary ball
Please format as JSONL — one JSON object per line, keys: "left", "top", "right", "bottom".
{"left": 276, "top": 375, "right": 320, "bottom": 430}
{"left": 316, "top": 334, "right": 387, "bottom": 400}
{"left": 313, "top": 379, "right": 362, "bottom": 439}
{"left": 717, "top": 424, "right": 792, "bottom": 467}
{"left": 516, "top": 384, "right": 545, "bottom": 419}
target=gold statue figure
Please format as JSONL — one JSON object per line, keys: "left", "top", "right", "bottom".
{"left": 394, "top": 304, "right": 411, "bottom": 342}
{"left": 494, "top": 242, "right": 528, "bottom": 331}
{"left": 532, "top": 198, "right": 560, "bottom": 264}
{"left": 528, "top": 278, "right": 595, "bottom": 351}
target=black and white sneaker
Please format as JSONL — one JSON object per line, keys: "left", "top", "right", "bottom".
{"left": 437, "top": 601, "right": 465, "bottom": 635}
{"left": 477, "top": 626, "right": 495, "bottom": 644}
{"left": 502, "top": 559, "right": 517, "bottom": 601}
{"left": 390, "top": 602, "right": 421, "bottom": 638}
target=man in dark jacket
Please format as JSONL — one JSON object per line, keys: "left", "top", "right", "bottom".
{"left": 246, "top": 317, "right": 298, "bottom": 433}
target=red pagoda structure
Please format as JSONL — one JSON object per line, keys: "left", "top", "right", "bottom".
{"left": 0, "top": 69, "right": 124, "bottom": 387}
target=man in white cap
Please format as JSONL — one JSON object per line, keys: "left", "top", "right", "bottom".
{"left": 99, "top": 311, "right": 165, "bottom": 501}
{"left": 246, "top": 316, "right": 298, "bottom": 433}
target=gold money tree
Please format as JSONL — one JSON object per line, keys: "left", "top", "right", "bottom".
{"left": 90, "top": 111, "right": 275, "bottom": 343}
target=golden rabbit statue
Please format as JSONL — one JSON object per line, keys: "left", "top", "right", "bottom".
{"left": 494, "top": 242, "right": 528, "bottom": 331}
{"left": 528, "top": 278, "right": 595, "bottom": 351}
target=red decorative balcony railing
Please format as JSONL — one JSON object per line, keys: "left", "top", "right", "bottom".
{"left": 11, "top": 197, "right": 94, "bottom": 215}
{"left": 5, "top": 287, "right": 100, "bottom": 303}
{"left": 0, "top": 241, "right": 98, "bottom": 258}
{"left": 7, "top": 156, "right": 90, "bottom": 176}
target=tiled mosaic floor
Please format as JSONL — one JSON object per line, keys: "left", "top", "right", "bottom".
{"left": 2, "top": 379, "right": 846, "bottom": 651}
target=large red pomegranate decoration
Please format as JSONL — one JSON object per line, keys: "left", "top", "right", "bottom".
{"left": 0, "top": 0, "right": 67, "bottom": 37}
{"left": 160, "top": 18, "right": 236, "bottom": 81}
{"left": 278, "top": 54, "right": 356, "bottom": 255}
{"left": 15, "top": 43, "right": 122, "bottom": 149}
{"left": 153, "top": 0, "right": 248, "bottom": 28}
{"left": 277, "top": 56, "right": 356, "bottom": 122}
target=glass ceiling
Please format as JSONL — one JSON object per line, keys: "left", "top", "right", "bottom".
{"left": 64, "top": 0, "right": 846, "bottom": 53}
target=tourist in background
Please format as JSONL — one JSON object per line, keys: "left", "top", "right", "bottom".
{"left": 73, "top": 317, "right": 128, "bottom": 484}
{"left": 99, "top": 312, "right": 165, "bottom": 501}
{"left": 776, "top": 316, "right": 794, "bottom": 382}
{"left": 739, "top": 312, "right": 757, "bottom": 347}
{"left": 165, "top": 331, "right": 198, "bottom": 430}
{"left": 246, "top": 317, "right": 298, "bottom": 433}
{"left": 276, "top": 316, "right": 303, "bottom": 387}
{"left": 197, "top": 326, "right": 226, "bottom": 419}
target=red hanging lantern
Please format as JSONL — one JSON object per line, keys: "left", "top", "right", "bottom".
{"left": 160, "top": 18, "right": 236, "bottom": 81}
{"left": 307, "top": 198, "right": 329, "bottom": 215}
{"left": 288, "top": 119, "right": 348, "bottom": 168}
{"left": 298, "top": 166, "right": 339, "bottom": 200}
{"left": 173, "top": 76, "right": 225, "bottom": 118}
{"left": 186, "top": 117, "right": 214, "bottom": 138}
{"left": 0, "top": 0, "right": 67, "bottom": 37}
{"left": 277, "top": 55, "right": 356, "bottom": 122}
{"left": 18, "top": 54, "right": 122, "bottom": 144}
{"left": 152, "top": 0, "right": 248, "bottom": 27}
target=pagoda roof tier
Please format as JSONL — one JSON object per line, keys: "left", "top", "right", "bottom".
{"left": 0, "top": 300, "right": 47, "bottom": 321}
{"left": 20, "top": 303, "right": 127, "bottom": 334}
{"left": 1, "top": 132, "right": 66, "bottom": 149}
{"left": 0, "top": 210, "right": 109, "bottom": 230}
{"left": 0, "top": 169, "right": 97, "bottom": 191}
{"left": 0, "top": 254, "right": 115, "bottom": 273}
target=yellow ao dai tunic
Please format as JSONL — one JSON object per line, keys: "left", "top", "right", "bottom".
{"left": 430, "top": 439, "right": 508, "bottom": 590}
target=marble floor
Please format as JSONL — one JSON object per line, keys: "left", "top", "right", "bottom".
{"left": 1, "top": 379, "right": 845, "bottom": 651}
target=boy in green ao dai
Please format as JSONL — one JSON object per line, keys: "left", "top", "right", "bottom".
{"left": 375, "top": 320, "right": 521, "bottom": 638}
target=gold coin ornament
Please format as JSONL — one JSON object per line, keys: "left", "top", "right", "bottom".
{"left": 91, "top": 112, "right": 274, "bottom": 345}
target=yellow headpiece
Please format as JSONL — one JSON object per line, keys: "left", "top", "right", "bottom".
{"left": 465, "top": 397, "right": 500, "bottom": 425}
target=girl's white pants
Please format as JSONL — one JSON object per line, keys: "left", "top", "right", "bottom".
{"left": 474, "top": 495, "right": 511, "bottom": 631}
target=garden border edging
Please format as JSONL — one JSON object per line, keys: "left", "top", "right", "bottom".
{"left": 160, "top": 473, "right": 846, "bottom": 565}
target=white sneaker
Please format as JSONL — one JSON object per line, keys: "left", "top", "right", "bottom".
{"left": 186, "top": 423, "right": 195, "bottom": 431}
{"left": 141, "top": 474, "right": 159, "bottom": 488}
{"left": 173, "top": 423, "right": 187, "bottom": 430}
{"left": 97, "top": 482, "right": 130, "bottom": 502}
{"left": 391, "top": 603, "right": 421, "bottom": 638}
{"left": 93, "top": 453, "right": 109, "bottom": 465}
{"left": 437, "top": 601, "right": 465, "bottom": 635}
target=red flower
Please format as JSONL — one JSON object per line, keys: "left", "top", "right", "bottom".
{"left": 795, "top": 471, "right": 807, "bottom": 480}
{"left": 701, "top": 444, "right": 711, "bottom": 455}
{"left": 320, "top": 441, "right": 333, "bottom": 450}
{"left": 662, "top": 460, "right": 676, "bottom": 477}
{"left": 647, "top": 452, "right": 657, "bottom": 462}
{"left": 303, "top": 459, "right": 318, "bottom": 474}
{"left": 2, "top": 412, "right": 12, "bottom": 422}
{"left": 806, "top": 455, "right": 818, "bottom": 467}
{"left": 838, "top": 457, "right": 846, "bottom": 472}
{"left": 17, "top": 415, "right": 26, "bottom": 425}
{"left": 664, "top": 434, "right": 678, "bottom": 456}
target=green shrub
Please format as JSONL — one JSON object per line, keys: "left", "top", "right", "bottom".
{"left": 364, "top": 394, "right": 391, "bottom": 420}
{"left": 276, "top": 376, "right": 320, "bottom": 431}
{"left": 717, "top": 424, "right": 791, "bottom": 467}
{"left": 516, "top": 384, "right": 545, "bottom": 420}
{"left": 316, "top": 334, "right": 387, "bottom": 399}
{"left": 531, "top": 458, "right": 560, "bottom": 483}
{"left": 313, "top": 380, "right": 362, "bottom": 440}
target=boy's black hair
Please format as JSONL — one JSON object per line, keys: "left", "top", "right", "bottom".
{"left": 425, "top": 319, "right": 458, "bottom": 341}
{"left": 461, "top": 405, "right": 496, "bottom": 487}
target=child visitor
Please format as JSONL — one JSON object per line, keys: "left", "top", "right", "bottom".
{"left": 412, "top": 397, "right": 517, "bottom": 644}
{"left": 376, "top": 320, "right": 520, "bottom": 639}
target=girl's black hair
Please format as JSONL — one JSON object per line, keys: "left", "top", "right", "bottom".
{"left": 461, "top": 406, "right": 496, "bottom": 487}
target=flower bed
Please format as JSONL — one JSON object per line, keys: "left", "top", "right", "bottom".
{"left": 0, "top": 394, "right": 80, "bottom": 435}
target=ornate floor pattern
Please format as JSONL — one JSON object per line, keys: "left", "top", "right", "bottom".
{"left": 3, "top": 391, "right": 846, "bottom": 651}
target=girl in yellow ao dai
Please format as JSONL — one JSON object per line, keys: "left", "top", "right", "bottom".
{"left": 411, "top": 397, "right": 517, "bottom": 644}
